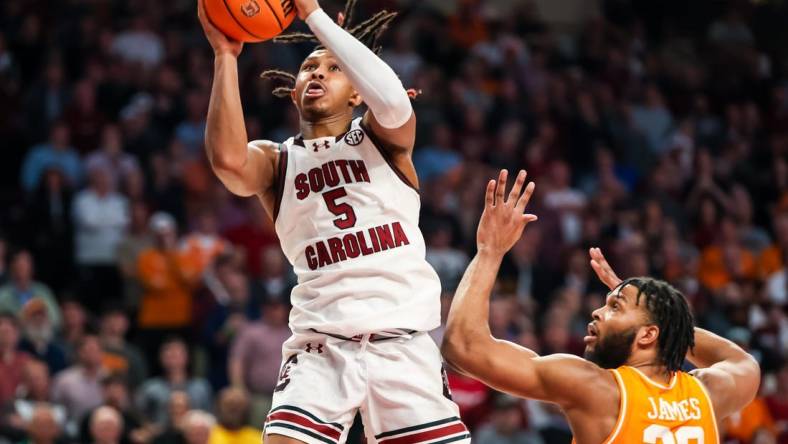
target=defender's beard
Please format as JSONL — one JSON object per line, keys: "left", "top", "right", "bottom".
{"left": 584, "top": 327, "right": 637, "bottom": 369}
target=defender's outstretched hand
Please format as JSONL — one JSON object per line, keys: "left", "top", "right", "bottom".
{"left": 589, "top": 247, "right": 623, "bottom": 290}
{"left": 477, "top": 170, "right": 537, "bottom": 256}
{"left": 197, "top": 0, "right": 243, "bottom": 57}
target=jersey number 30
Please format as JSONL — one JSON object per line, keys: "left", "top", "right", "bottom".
{"left": 643, "top": 424, "right": 704, "bottom": 444}
{"left": 323, "top": 188, "right": 357, "bottom": 229}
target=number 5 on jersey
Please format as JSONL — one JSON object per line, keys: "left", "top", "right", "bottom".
{"left": 323, "top": 188, "right": 357, "bottom": 229}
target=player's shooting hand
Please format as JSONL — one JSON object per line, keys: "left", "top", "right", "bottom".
{"left": 589, "top": 247, "right": 623, "bottom": 290}
{"left": 477, "top": 169, "right": 537, "bottom": 257}
{"left": 197, "top": 0, "right": 243, "bottom": 57}
{"left": 294, "top": 0, "right": 320, "bottom": 20}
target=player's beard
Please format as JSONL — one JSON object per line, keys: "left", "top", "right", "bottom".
{"left": 584, "top": 326, "right": 637, "bottom": 369}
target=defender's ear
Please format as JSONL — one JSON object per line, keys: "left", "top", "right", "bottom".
{"left": 637, "top": 324, "right": 660, "bottom": 348}
{"left": 349, "top": 90, "right": 362, "bottom": 107}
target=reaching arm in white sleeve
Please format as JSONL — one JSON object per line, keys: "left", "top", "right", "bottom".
{"left": 305, "top": 8, "right": 412, "bottom": 129}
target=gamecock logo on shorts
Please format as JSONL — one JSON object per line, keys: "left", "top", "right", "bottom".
{"left": 240, "top": 0, "right": 261, "bottom": 17}
{"left": 344, "top": 129, "right": 365, "bottom": 146}
{"left": 274, "top": 355, "right": 297, "bottom": 392}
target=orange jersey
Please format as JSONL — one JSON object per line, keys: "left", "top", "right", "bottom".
{"left": 576, "top": 366, "right": 719, "bottom": 444}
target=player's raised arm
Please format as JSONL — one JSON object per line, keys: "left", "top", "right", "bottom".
{"left": 687, "top": 328, "right": 760, "bottom": 420}
{"left": 294, "top": 0, "right": 416, "bottom": 152}
{"left": 442, "top": 170, "right": 612, "bottom": 407}
{"left": 198, "top": 0, "right": 277, "bottom": 198}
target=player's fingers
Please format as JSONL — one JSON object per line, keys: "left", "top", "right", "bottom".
{"left": 516, "top": 181, "right": 535, "bottom": 211}
{"left": 507, "top": 170, "right": 527, "bottom": 205}
{"left": 522, "top": 214, "right": 538, "bottom": 224}
{"left": 495, "top": 169, "right": 508, "bottom": 206}
{"left": 337, "top": 12, "right": 345, "bottom": 26}
{"left": 484, "top": 179, "right": 495, "bottom": 208}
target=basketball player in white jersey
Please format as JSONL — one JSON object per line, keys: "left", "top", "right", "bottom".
{"left": 197, "top": 0, "right": 469, "bottom": 443}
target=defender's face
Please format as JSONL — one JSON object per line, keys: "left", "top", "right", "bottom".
{"left": 584, "top": 284, "right": 648, "bottom": 368}
{"left": 292, "top": 50, "right": 360, "bottom": 119}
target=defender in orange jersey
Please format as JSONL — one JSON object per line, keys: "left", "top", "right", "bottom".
{"left": 442, "top": 169, "right": 761, "bottom": 444}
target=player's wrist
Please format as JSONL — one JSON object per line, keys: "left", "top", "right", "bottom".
{"left": 304, "top": 7, "right": 328, "bottom": 27}
{"left": 476, "top": 247, "right": 506, "bottom": 262}
{"left": 213, "top": 49, "right": 239, "bottom": 59}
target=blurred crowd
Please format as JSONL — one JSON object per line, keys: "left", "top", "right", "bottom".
{"left": 1, "top": 0, "right": 788, "bottom": 443}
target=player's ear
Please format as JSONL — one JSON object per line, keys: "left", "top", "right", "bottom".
{"left": 291, "top": 88, "right": 298, "bottom": 107}
{"left": 348, "top": 90, "right": 362, "bottom": 107}
{"left": 637, "top": 324, "right": 660, "bottom": 348}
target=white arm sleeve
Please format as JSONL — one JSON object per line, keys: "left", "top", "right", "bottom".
{"left": 305, "top": 8, "right": 412, "bottom": 129}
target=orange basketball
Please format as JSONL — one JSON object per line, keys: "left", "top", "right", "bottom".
{"left": 205, "top": 0, "right": 296, "bottom": 43}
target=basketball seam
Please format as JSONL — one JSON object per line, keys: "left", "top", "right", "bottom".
{"left": 221, "top": 0, "right": 266, "bottom": 41}
{"left": 261, "top": 0, "right": 284, "bottom": 30}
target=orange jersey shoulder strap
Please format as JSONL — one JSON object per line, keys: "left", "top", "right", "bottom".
{"left": 604, "top": 366, "right": 719, "bottom": 444}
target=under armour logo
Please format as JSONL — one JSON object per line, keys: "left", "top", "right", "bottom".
{"left": 305, "top": 342, "right": 324, "bottom": 354}
{"left": 312, "top": 140, "right": 331, "bottom": 152}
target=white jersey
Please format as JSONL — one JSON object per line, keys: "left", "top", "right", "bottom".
{"left": 270, "top": 117, "right": 441, "bottom": 336}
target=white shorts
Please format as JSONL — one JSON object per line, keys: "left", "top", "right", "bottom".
{"left": 263, "top": 330, "right": 470, "bottom": 444}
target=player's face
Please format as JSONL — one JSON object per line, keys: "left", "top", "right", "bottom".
{"left": 584, "top": 285, "right": 647, "bottom": 368}
{"left": 292, "top": 50, "right": 361, "bottom": 120}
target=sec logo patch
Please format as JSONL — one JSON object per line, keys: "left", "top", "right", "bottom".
{"left": 344, "top": 129, "right": 364, "bottom": 146}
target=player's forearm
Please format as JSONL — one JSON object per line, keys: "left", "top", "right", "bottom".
{"left": 442, "top": 250, "right": 504, "bottom": 364}
{"left": 305, "top": 9, "right": 412, "bottom": 128}
{"left": 206, "top": 53, "right": 249, "bottom": 172}
{"left": 687, "top": 328, "right": 756, "bottom": 369}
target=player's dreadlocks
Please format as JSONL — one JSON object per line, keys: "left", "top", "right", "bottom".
{"left": 260, "top": 0, "right": 399, "bottom": 98}
{"left": 617, "top": 277, "right": 695, "bottom": 372}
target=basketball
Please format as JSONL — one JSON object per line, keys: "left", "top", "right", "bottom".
{"left": 204, "top": 0, "right": 296, "bottom": 42}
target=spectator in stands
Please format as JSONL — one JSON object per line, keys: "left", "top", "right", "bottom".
{"left": 181, "top": 410, "right": 214, "bottom": 444}
{"left": 1, "top": 360, "right": 67, "bottom": 441}
{"left": 760, "top": 207, "right": 788, "bottom": 278}
{"left": 203, "top": 269, "right": 255, "bottom": 390}
{"left": 252, "top": 248, "right": 292, "bottom": 306}
{"left": 79, "top": 374, "right": 142, "bottom": 444}
{"left": 20, "top": 122, "right": 83, "bottom": 193}
{"left": 181, "top": 210, "right": 227, "bottom": 274}
{"left": 425, "top": 223, "right": 469, "bottom": 292}
{"left": 110, "top": 15, "right": 164, "bottom": 69}
{"left": 208, "top": 387, "right": 260, "bottom": 444}
{"left": 18, "top": 298, "right": 66, "bottom": 374}
{"left": 72, "top": 160, "right": 129, "bottom": 313}
{"left": 0, "top": 250, "right": 61, "bottom": 329}
{"left": 24, "top": 405, "right": 64, "bottom": 444}
{"left": 116, "top": 201, "right": 152, "bottom": 312}
{"left": 0, "top": 312, "right": 30, "bottom": 405}
{"left": 698, "top": 216, "right": 758, "bottom": 292}
{"left": 474, "top": 394, "right": 543, "bottom": 444}
{"left": 58, "top": 298, "right": 88, "bottom": 362}
{"left": 24, "top": 167, "right": 74, "bottom": 294}
{"left": 89, "top": 406, "right": 123, "bottom": 444}
{"left": 62, "top": 79, "right": 106, "bottom": 154}
{"left": 229, "top": 295, "right": 289, "bottom": 425}
{"left": 223, "top": 200, "right": 278, "bottom": 278}
{"left": 136, "top": 213, "right": 201, "bottom": 360}
{"left": 174, "top": 91, "right": 208, "bottom": 155}
{"left": 136, "top": 337, "right": 212, "bottom": 427}
{"left": 151, "top": 391, "right": 191, "bottom": 444}
{"left": 98, "top": 307, "right": 147, "bottom": 389}
{"left": 51, "top": 334, "right": 105, "bottom": 434}
{"left": 85, "top": 124, "right": 140, "bottom": 189}
{"left": 766, "top": 362, "right": 788, "bottom": 443}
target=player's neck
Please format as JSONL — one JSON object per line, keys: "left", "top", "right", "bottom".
{"left": 627, "top": 360, "right": 674, "bottom": 385}
{"left": 299, "top": 112, "right": 353, "bottom": 140}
